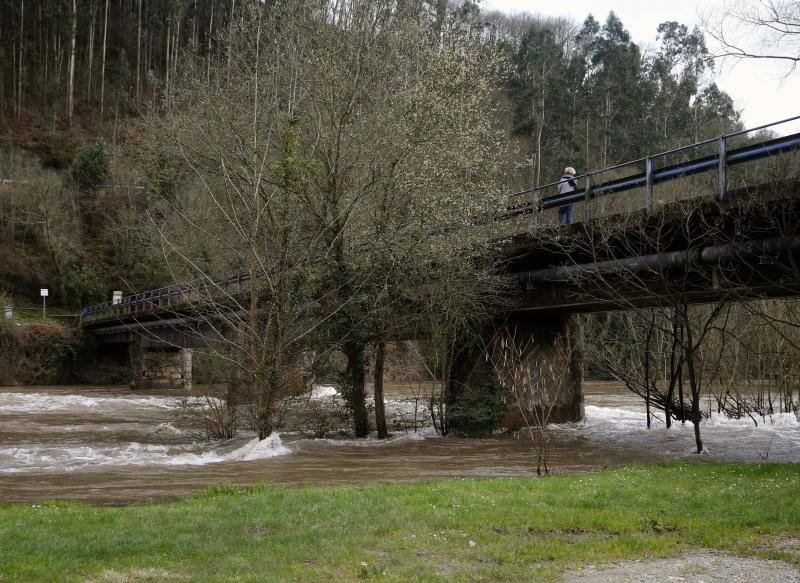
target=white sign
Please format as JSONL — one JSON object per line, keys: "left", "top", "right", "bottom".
{"left": 4, "top": 305, "right": 12, "bottom": 320}
{"left": 40, "top": 288, "right": 49, "bottom": 297}
{"left": 112, "top": 291, "right": 123, "bottom": 305}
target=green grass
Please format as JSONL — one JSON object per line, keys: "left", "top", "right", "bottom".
{"left": 1, "top": 463, "right": 799, "bottom": 582}
{"left": 8, "top": 307, "right": 79, "bottom": 324}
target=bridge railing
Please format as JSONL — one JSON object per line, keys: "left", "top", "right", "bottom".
{"left": 84, "top": 116, "right": 800, "bottom": 324}
{"left": 504, "top": 115, "right": 800, "bottom": 223}
{"left": 81, "top": 269, "right": 255, "bottom": 324}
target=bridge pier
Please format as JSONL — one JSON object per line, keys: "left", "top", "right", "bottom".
{"left": 130, "top": 341, "right": 192, "bottom": 390}
{"left": 500, "top": 314, "right": 585, "bottom": 424}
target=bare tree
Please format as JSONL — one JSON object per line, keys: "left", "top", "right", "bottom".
{"left": 704, "top": 1, "right": 800, "bottom": 74}
{"left": 490, "top": 324, "right": 574, "bottom": 475}
{"left": 137, "top": 3, "right": 325, "bottom": 440}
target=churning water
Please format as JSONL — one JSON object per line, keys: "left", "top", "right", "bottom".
{"left": 0, "top": 382, "right": 798, "bottom": 504}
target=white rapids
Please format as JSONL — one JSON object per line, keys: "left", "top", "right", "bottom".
{"left": 548, "top": 401, "right": 800, "bottom": 462}
{"left": 0, "top": 391, "right": 181, "bottom": 413}
{"left": 0, "top": 435, "right": 290, "bottom": 474}
{"left": 0, "top": 389, "right": 290, "bottom": 474}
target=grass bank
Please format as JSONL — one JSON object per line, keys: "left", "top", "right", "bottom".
{"left": 1, "top": 463, "right": 799, "bottom": 581}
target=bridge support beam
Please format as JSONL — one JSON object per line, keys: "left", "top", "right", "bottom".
{"left": 130, "top": 341, "right": 192, "bottom": 390}
{"left": 500, "top": 314, "right": 585, "bottom": 424}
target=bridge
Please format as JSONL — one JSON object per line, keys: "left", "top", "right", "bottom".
{"left": 81, "top": 115, "right": 800, "bottom": 421}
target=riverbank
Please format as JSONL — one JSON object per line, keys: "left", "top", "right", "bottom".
{"left": 0, "top": 319, "right": 82, "bottom": 385}
{"left": 2, "top": 463, "right": 798, "bottom": 581}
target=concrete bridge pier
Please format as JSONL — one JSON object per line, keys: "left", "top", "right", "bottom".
{"left": 499, "top": 314, "right": 585, "bottom": 424}
{"left": 129, "top": 340, "right": 192, "bottom": 390}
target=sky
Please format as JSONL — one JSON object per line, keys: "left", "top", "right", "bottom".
{"left": 483, "top": 0, "right": 800, "bottom": 133}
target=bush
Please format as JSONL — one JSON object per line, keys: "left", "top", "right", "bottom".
{"left": 447, "top": 372, "right": 512, "bottom": 437}
{"left": 70, "top": 142, "right": 110, "bottom": 190}
{"left": 1, "top": 322, "right": 81, "bottom": 385}
{"left": 28, "top": 131, "right": 76, "bottom": 170}
{"left": 64, "top": 264, "right": 108, "bottom": 307}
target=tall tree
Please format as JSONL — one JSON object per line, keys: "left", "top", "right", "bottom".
{"left": 100, "top": 0, "right": 108, "bottom": 118}
{"left": 67, "top": 0, "right": 77, "bottom": 127}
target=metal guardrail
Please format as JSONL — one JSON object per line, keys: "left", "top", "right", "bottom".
{"left": 81, "top": 270, "right": 254, "bottom": 324}
{"left": 83, "top": 115, "right": 800, "bottom": 324}
{"left": 502, "top": 114, "right": 800, "bottom": 222}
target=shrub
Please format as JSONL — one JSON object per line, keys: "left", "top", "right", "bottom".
{"left": 70, "top": 142, "right": 110, "bottom": 190}
{"left": 65, "top": 264, "right": 108, "bottom": 307}
{"left": 28, "top": 131, "right": 76, "bottom": 170}
{"left": 447, "top": 372, "right": 512, "bottom": 437}
{"left": 16, "top": 322, "right": 80, "bottom": 384}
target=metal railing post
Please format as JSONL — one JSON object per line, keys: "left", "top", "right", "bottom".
{"left": 583, "top": 174, "right": 593, "bottom": 223}
{"left": 645, "top": 156, "right": 654, "bottom": 212}
{"left": 719, "top": 136, "right": 728, "bottom": 202}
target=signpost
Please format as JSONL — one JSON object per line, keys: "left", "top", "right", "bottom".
{"left": 4, "top": 305, "right": 11, "bottom": 320}
{"left": 40, "top": 288, "right": 48, "bottom": 320}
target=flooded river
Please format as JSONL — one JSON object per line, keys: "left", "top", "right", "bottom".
{"left": 1, "top": 382, "right": 798, "bottom": 504}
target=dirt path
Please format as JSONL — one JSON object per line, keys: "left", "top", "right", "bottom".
{"left": 565, "top": 550, "right": 800, "bottom": 582}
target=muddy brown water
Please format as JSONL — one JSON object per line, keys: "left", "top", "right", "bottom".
{"left": 0, "top": 382, "right": 798, "bottom": 505}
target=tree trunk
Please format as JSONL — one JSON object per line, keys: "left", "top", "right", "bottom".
{"left": 344, "top": 340, "right": 370, "bottom": 437}
{"left": 165, "top": 17, "right": 171, "bottom": 98}
{"left": 100, "top": 0, "right": 108, "bottom": 118}
{"left": 682, "top": 305, "right": 703, "bottom": 453}
{"left": 585, "top": 118, "right": 590, "bottom": 169}
{"left": 664, "top": 309, "right": 681, "bottom": 429}
{"left": 529, "top": 73, "right": 537, "bottom": 185}
{"left": 227, "top": 0, "right": 235, "bottom": 85}
{"left": 206, "top": 0, "right": 214, "bottom": 84}
{"left": 17, "top": 0, "right": 24, "bottom": 119}
{"left": 67, "top": 0, "right": 76, "bottom": 127}
{"left": 173, "top": 18, "right": 180, "bottom": 84}
{"left": 644, "top": 314, "right": 653, "bottom": 429}
{"left": 535, "top": 62, "right": 546, "bottom": 186}
{"left": 374, "top": 340, "right": 388, "bottom": 439}
{"left": 686, "top": 357, "right": 703, "bottom": 453}
{"left": 136, "top": 0, "right": 142, "bottom": 99}
{"left": 87, "top": 0, "right": 96, "bottom": 99}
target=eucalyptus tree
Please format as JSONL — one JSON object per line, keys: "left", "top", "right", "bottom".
{"left": 505, "top": 22, "right": 572, "bottom": 185}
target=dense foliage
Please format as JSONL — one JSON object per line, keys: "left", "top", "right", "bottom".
{"left": 501, "top": 14, "right": 740, "bottom": 185}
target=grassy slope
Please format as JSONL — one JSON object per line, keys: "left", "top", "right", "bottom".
{"left": 1, "top": 463, "right": 798, "bottom": 582}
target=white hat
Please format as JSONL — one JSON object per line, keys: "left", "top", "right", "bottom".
{"left": 564, "top": 167, "right": 576, "bottom": 175}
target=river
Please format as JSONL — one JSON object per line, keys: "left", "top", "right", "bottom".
{"left": 0, "top": 382, "right": 798, "bottom": 505}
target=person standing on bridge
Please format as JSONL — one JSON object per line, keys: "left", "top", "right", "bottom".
{"left": 557, "top": 166, "right": 578, "bottom": 225}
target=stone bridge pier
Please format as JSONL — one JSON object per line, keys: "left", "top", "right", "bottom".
{"left": 129, "top": 339, "right": 193, "bottom": 390}
{"left": 494, "top": 313, "right": 585, "bottom": 424}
